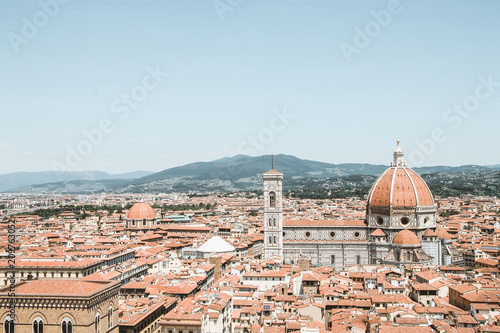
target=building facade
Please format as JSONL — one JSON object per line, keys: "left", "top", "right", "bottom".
{"left": 263, "top": 142, "right": 463, "bottom": 268}
{"left": 0, "top": 279, "right": 120, "bottom": 333}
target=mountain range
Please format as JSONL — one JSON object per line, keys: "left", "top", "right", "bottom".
{"left": 0, "top": 170, "right": 153, "bottom": 192}
{"left": 2, "top": 154, "right": 499, "bottom": 194}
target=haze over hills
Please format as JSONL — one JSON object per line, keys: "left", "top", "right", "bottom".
{"left": 0, "top": 170, "right": 153, "bottom": 192}
{"left": 2, "top": 154, "right": 500, "bottom": 194}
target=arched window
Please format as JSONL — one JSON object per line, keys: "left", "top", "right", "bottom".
{"left": 269, "top": 236, "right": 272, "bottom": 245}
{"left": 94, "top": 313, "right": 101, "bottom": 333}
{"left": 269, "top": 192, "right": 276, "bottom": 208}
{"left": 356, "top": 255, "right": 361, "bottom": 265}
{"left": 273, "top": 236, "right": 277, "bottom": 244}
{"left": 331, "top": 255, "right": 335, "bottom": 265}
{"left": 61, "top": 318, "right": 73, "bottom": 333}
{"left": 273, "top": 218, "right": 276, "bottom": 227}
{"left": 4, "top": 317, "right": 14, "bottom": 333}
{"left": 108, "top": 306, "right": 113, "bottom": 329}
{"left": 406, "top": 251, "right": 411, "bottom": 261}
{"left": 33, "top": 317, "right": 43, "bottom": 333}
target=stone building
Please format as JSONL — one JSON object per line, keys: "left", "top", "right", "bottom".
{"left": 263, "top": 141, "right": 463, "bottom": 268}
{"left": 0, "top": 259, "right": 102, "bottom": 285}
{"left": 0, "top": 279, "right": 120, "bottom": 333}
{"left": 262, "top": 169, "right": 284, "bottom": 259}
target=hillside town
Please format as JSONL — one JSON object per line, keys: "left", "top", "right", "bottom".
{"left": 1, "top": 156, "right": 500, "bottom": 333}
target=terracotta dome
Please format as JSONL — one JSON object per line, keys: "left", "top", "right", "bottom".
{"left": 127, "top": 202, "right": 156, "bottom": 219}
{"left": 436, "top": 227, "right": 452, "bottom": 240}
{"left": 393, "top": 229, "right": 420, "bottom": 245}
{"left": 422, "top": 229, "right": 437, "bottom": 237}
{"left": 367, "top": 142, "right": 434, "bottom": 208}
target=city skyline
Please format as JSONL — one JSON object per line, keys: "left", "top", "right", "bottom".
{"left": 1, "top": 0, "right": 500, "bottom": 174}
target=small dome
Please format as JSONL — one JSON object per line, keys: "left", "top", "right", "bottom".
{"left": 436, "top": 227, "right": 452, "bottom": 240}
{"left": 393, "top": 229, "right": 420, "bottom": 245}
{"left": 127, "top": 202, "right": 156, "bottom": 219}
{"left": 422, "top": 229, "right": 437, "bottom": 237}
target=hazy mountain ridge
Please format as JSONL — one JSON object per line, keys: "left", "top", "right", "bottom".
{"left": 3, "top": 155, "right": 499, "bottom": 195}
{"left": 9, "top": 179, "right": 128, "bottom": 194}
{"left": 0, "top": 170, "right": 153, "bottom": 192}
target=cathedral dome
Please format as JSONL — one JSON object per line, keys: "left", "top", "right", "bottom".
{"left": 367, "top": 141, "right": 434, "bottom": 208}
{"left": 393, "top": 229, "right": 420, "bottom": 245}
{"left": 127, "top": 202, "right": 156, "bottom": 219}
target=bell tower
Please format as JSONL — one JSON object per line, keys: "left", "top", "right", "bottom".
{"left": 263, "top": 165, "right": 283, "bottom": 260}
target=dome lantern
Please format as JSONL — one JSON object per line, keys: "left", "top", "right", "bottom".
{"left": 391, "top": 139, "right": 406, "bottom": 167}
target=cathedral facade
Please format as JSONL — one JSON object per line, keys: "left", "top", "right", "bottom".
{"left": 263, "top": 142, "right": 463, "bottom": 269}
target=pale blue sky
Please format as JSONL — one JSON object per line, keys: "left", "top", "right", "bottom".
{"left": 1, "top": 0, "right": 499, "bottom": 174}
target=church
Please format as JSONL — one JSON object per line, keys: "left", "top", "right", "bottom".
{"left": 263, "top": 141, "right": 463, "bottom": 269}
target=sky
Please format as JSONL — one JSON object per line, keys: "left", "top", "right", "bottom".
{"left": 1, "top": 0, "right": 499, "bottom": 174}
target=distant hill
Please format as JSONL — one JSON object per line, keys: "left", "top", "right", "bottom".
{"left": 485, "top": 164, "right": 500, "bottom": 171}
{"left": 415, "top": 165, "right": 491, "bottom": 174}
{"left": 123, "top": 155, "right": 493, "bottom": 192}
{"left": 108, "top": 171, "right": 154, "bottom": 180}
{"left": 7, "top": 179, "right": 128, "bottom": 194}
{"left": 128, "top": 154, "right": 388, "bottom": 184}
{"left": 5, "top": 154, "right": 498, "bottom": 195}
{"left": 118, "top": 154, "right": 390, "bottom": 193}
{"left": 287, "top": 171, "right": 500, "bottom": 199}
{"left": 0, "top": 170, "right": 153, "bottom": 192}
